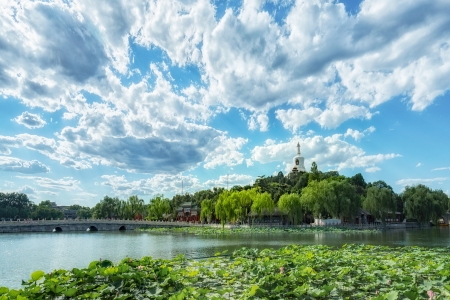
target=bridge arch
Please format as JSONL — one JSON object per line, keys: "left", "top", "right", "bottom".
{"left": 119, "top": 225, "right": 126, "bottom": 231}
{"left": 53, "top": 227, "right": 63, "bottom": 232}
{"left": 87, "top": 226, "right": 98, "bottom": 231}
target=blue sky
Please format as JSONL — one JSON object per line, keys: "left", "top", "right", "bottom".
{"left": 1, "top": 0, "right": 449, "bottom": 207}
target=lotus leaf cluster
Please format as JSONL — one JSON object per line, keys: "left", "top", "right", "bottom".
{"left": 141, "top": 226, "right": 380, "bottom": 235}
{"left": 1, "top": 244, "right": 449, "bottom": 299}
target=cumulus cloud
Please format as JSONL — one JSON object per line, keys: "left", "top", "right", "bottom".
{"left": 203, "top": 136, "right": 248, "bottom": 169}
{"left": 248, "top": 113, "right": 269, "bottom": 132}
{"left": 416, "top": 163, "right": 422, "bottom": 167}
{"left": 396, "top": 177, "right": 450, "bottom": 186}
{"left": 275, "top": 108, "right": 322, "bottom": 133}
{"left": 251, "top": 135, "right": 400, "bottom": 173}
{"left": 344, "top": 126, "right": 376, "bottom": 141}
{"left": 101, "top": 174, "right": 203, "bottom": 197}
{"left": 203, "top": 174, "right": 254, "bottom": 189}
{"left": 13, "top": 111, "right": 47, "bottom": 129}
{"left": 0, "top": 156, "right": 50, "bottom": 174}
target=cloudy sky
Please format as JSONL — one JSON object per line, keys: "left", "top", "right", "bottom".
{"left": 1, "top": 0, "right": 449, "bottom": 207}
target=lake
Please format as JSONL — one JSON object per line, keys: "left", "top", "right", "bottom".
{"left": 1, "top": 227, "right": 450, "bottom": 289}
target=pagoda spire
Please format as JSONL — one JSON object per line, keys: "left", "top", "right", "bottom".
{"left": 297, "top": 142, "right": 301, "bottom": 155}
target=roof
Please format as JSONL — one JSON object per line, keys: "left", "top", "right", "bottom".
{"left": 359, "top": 208, "right": 372, "bottom": 215}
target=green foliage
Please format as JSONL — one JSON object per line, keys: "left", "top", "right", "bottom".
{"left": 403, "top": 184, "right": 448, "bottom": 224}
{"left": 251, "top": 192, "right": 274, "bottom": 221}
{"left": 363, "top": 184, "right": 396, "bottom": 225}
{"left": 30, "top": 200, "right": 64, "bottom": 220}
{"left": 200, "top": 199, "right": 214, "bottom": 223}
{"left": 278, "top": 193, "right": 303, "bottom": 225}
{"left": 147, "top": 195, "right": 171, "bottom": 220}
{"left": 0, "top": 192, "right": 34, "bottom": 219}
{"left": 4, "top": 244, "right": 450, "bottom": 299}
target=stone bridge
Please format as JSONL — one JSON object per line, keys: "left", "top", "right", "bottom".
{"left": 0, "top": 219, "right": 187, "bottom": 233}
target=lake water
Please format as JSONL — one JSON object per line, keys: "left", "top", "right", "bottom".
{"left": 1, "top": 227, "right": 450, "bottom": 288}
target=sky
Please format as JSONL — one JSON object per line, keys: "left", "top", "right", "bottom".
{"left": 0, "top": 0, "right": 449, "bottom": 207}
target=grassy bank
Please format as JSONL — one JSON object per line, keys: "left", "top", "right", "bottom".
{"left": 139, "top": 226, "right": 381, "bottom": 235}
{"left": 1, "top": 244, "right": 449, "bottom": 299}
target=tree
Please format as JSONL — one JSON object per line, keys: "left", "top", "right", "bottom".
{"left": 327, "top": 180, "right": 360, "bottom": 220}
{"left": 308, "top": 161, "right": 321, "bottom": 182}
{"left": 215, "top": 191, "right": 231, "bottom": 229}
{"left": 300, "top": 180, "right": 331, "bottom": 218}
{"left": 0, "top": 192, "right": 34, "bottom": 219}
{"left": 200, "top": 199, "right": 214, "bottom": 223}
{"left": 251, "top": 192, "right": 274, "bottom": 222}
{"left": 363, "top": 185, "right": 395, "bottom": 226}
{"left": 30, "top": 200, "right": 64, "bottom": 220}
{"left": 92, "top": 196, "right": 119, "bottom": 219}
{"left": 128, "top": 195, "right": 144, "bottom": 219}
{"left": 403, "top": 185, "right": 448, "bottom": 225}
{"left": 147, "top": 195, "right": 171, "bottom": 220}
{"left": 278, "top": 193, "right": 303, "bottom": 225}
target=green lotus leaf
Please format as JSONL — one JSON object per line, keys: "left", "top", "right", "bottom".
{"left": 0, "top": 287, "right": 8, "bottom": 295}
{"left": 8, "top": 289, "right": 20, "bottom": 297}
{"left": 30, "top": 270, "right": 45, "bottom": 282}
{"left": 62, "top": 287, "right": 78, "bottom": 297}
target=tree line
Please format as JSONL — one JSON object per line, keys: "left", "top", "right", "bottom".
{"left": 1, "top": 163, "right": 449, "bottom": 224}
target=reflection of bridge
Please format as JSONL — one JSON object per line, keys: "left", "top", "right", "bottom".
{"left": 0, "top": 220, "right": 187, "bottom": 233}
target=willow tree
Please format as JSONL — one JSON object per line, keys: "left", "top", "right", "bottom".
{"left": 251, "top": 192, "right": 274, "bottom": 223}
{"left": 215, "top": 191, "right": 232, "bottom": 229}
{"left": 363, "top": 185, "right": 395, "bottom": 226}
{"left": 148, "top": 195, "right": 171, "bottom": 220}
{"left": 403, "top": 185, "right": 448, "bottom": 225}
{"left": 200, "top": 199, "right": 214, "bottom": 223}
{"left": 278, "top": 193, "right": 303, "bottom": 225}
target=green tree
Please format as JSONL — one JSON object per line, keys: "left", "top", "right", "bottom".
{"left": 363, "top": 185, "right": 395, "bottom": 226}
{"left": 300, "top": 180, "right": 331, "bottom": 218}
{"left": 0, "top": 192, "right": 34, "bottom": 219}
{"left": 92, "top": 196, "right": 119, "bottom": 219}
{"left": 278, "top": 193, "right": 303, "bottom": 225}
{"left": 403, "top": 185, "right": 448, "bottom": 225}
{"left": 30, "top": 200, "right": 64, "bottom": 220}
{"left": 251, "top": 192, "right": 274, "bottom": 222}
{"left": 128, "top": 195, "right": 145, "bottom": 219}
{"left": 308, "top": 161, "right": 321, "bottom": 182}
{"left": 200, "top": 199, "right": 214, "bottom": 223}
{"left": 215, "top": 191, "right": 231, "bottom": 229}
{"left": 147, "top": 195, "right": 171, "bottom": 220}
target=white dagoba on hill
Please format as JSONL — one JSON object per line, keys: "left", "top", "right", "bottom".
{"left": 292, "top": 142, "right": 306, "bottom": 173}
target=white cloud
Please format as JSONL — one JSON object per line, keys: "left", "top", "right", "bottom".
{"left": 365, "top": 167, "right": 381, "bottom": 173}
{"left": 248, "top": 113, "right": 269, "bottom": 132}
{"left": 16, "top": 176, "right": 81, "bottom": 191}
{"left": 416, "top": 163, "right": 422, "bottom": 167}
{"left": 203, "top": 174, "right": 254, "bottom": 189}
{"left": 344, "top": 129, "right": 364, "bottom": 141}
{"left": 20, "top": 185, "right": 36, "bottom": 194}
{"left": 13, "top": 111, "right": 46, "bottom": 129}
{"left": 251, "top": 135, "right": 400, "bottom": 173}
{"left": 0, "top": 156, "right": 50, "bottom": 174}
{"left": 396, "top": 177, "right": 450, "bottom": 186}
{"left": 203, "top": 136, "right": 248, "bottom": 169}
{"left": 275, "top": 108, "right": 322, "bottom": 133}
{"left": 101, "top": 174, "right": 203, "bottom": 197}
{"left": 246, "top": 159, "right": 254, "bottom": 167}
{"left": 432, "top": 167, "right": 450, "bottom": 171}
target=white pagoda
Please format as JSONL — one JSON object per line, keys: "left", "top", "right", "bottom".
{"left": 291, "top": 142, "right": 306, "bottom": 173}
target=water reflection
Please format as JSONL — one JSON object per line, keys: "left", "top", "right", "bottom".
{"left": 1, "top": 227, "right": 449, "bottom": 288}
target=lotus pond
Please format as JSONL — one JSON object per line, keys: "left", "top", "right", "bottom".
{"left": 140, "top": 226, "right": 381, "bottom": 235}
{"left": 1, "top": 244, "right": 450, "bottom": 299}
